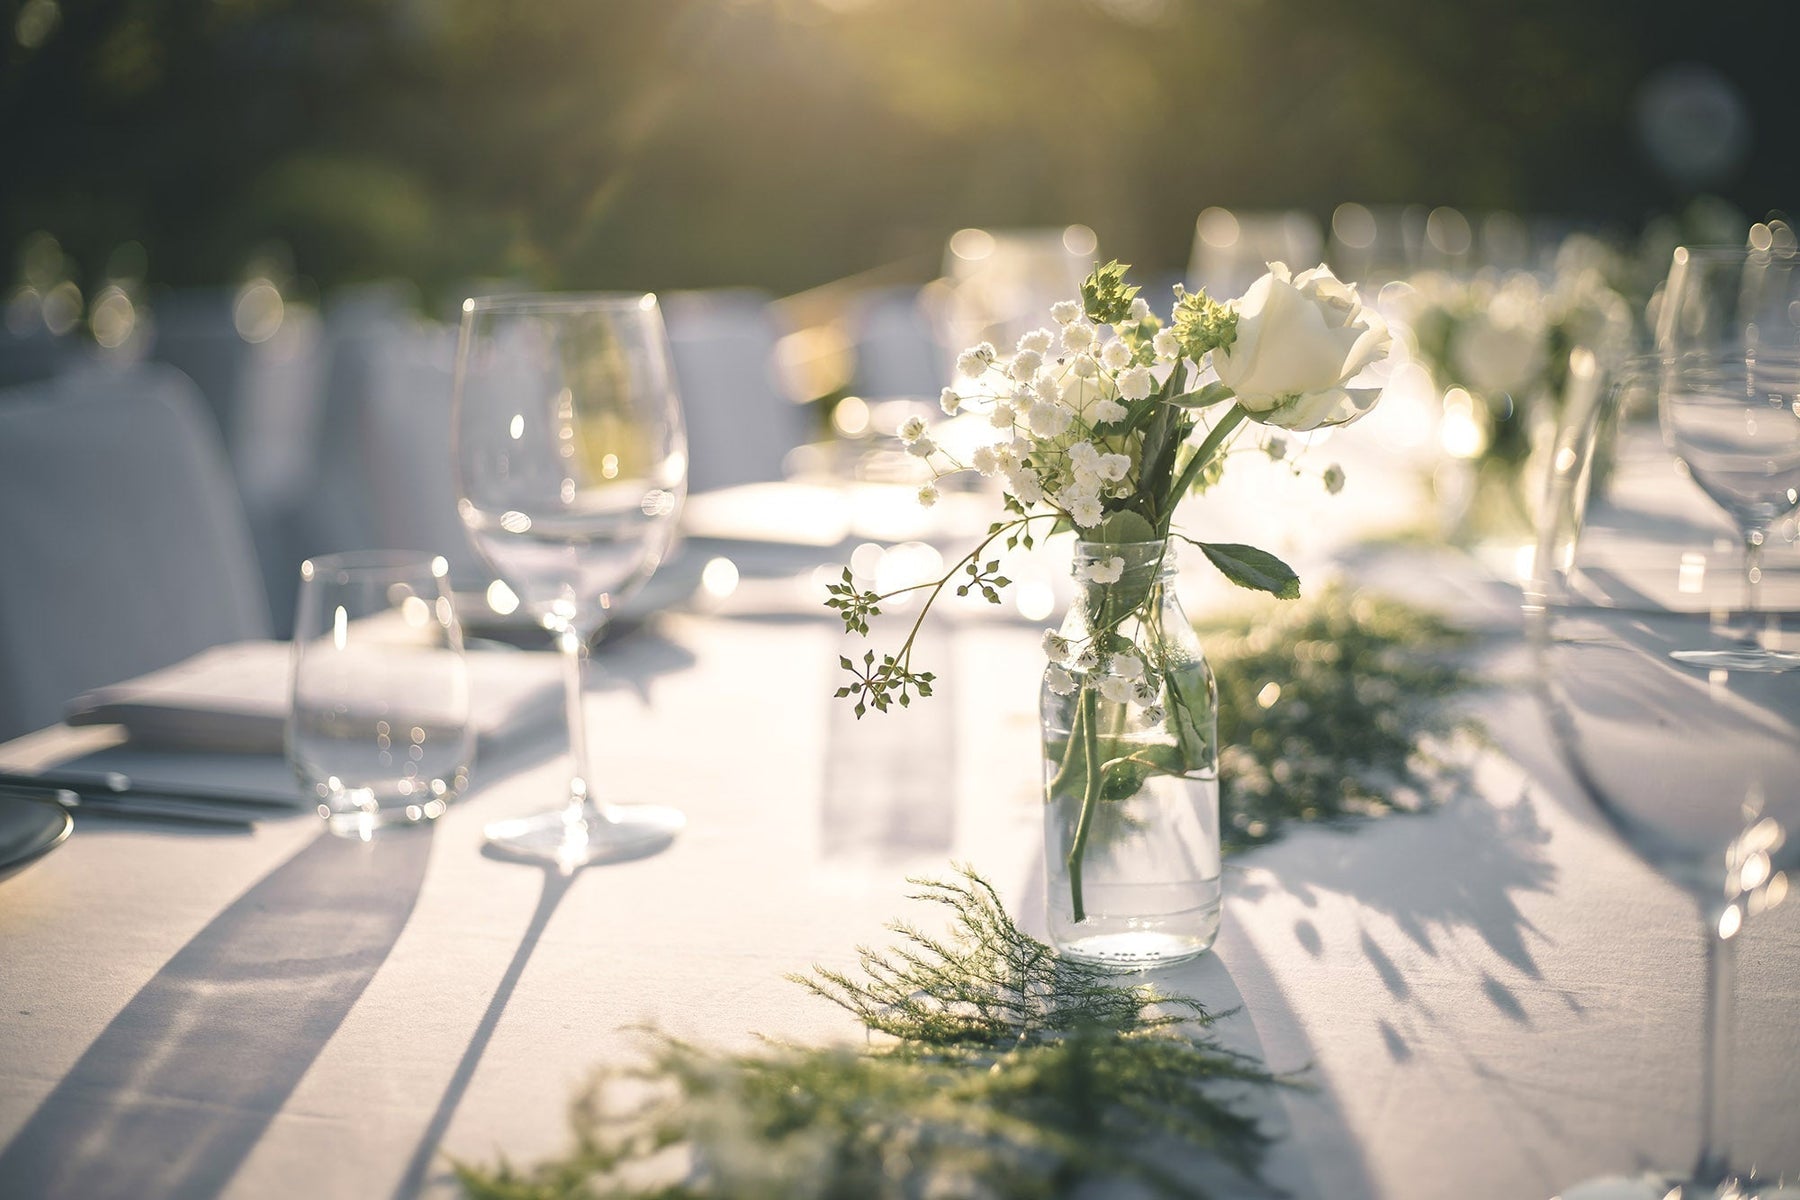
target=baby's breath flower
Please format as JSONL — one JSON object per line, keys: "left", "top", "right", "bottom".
{"left": 1096, "top": 453, "right": 1131, "bottom": 482}
{"left": 1092, "top": 398, "right": 1128, "bottom": 424}
{"left": 939, "top": 387, "right": 962, "bottom": 415}
{"left": 1079, "top": 555, "right": 1124, "bottom": 584}
{"left": 1045, "top": 664, "right": 1076, "bottom": 695}
{"left": 1042, "top": 630, "right": 1072, "bottom": 663}
{"left": 1265, "top": 435, "right": 1289, "bottom": 462}
{"left": 898, "top": 415, "right": 927, "bottom": 444}
{"left": 1069, "top": 496, "right": 1104, "bottom": 528}
{"left": 956, "top": 342, "right": 997, "bottom": 378}
{"left": 1139, "top": 702, "right": 1166, "bottom": 725}
{"left": 1116, "top": 365, "right": 1154, "bottom": 401}
{"left": 1017, "top": 328, "right": 1054, "bottom": 355}
{"left": 1010, "top": 348, "right": 1043, "bottom": 380}
{"left": 1323, "top": 463, "right": 1346, "bottom": 494}
{"left": 1008, "top": 470, "right": 1044, "bottom": 506}
{"left": 1067, "top": 440, "right": 1102, "bottom": 474}
{"left": 1027, "top": 399, "right": 1072, "bottom": 438}
{"left": 1129, "top": 296, "right": 1151, "bottom": 322}
{"left": 1131, "top": 678, "right": 1160, "bottom": 706}
{"left": 1098, "top": 675, "right": 1135, "bottom": 704}
{"left": 1153, "top": 328, "right": 1182, "bottom": 360}
{"left": 1050, "top": 300, "right": 1082, "bottom": 325}
{"left": 989, "top": 401, "right": 1017, "bottom": 430}
{"left": 1099, "top": 339, "right": 1133, "bottom": 371}
{"left": 1108, "top": 653, "right": 1144, "bottom": 680}
{"left": 1062, "top": 322, "right": 1096, "bottom": 353}
{"left": 906, "top": 436, "right": 937, "bottom": 458}
{"left": 1074, "top": 645, "right": 1101, "bottom": 671}
{"left": 917, "top": 482, "right": 940, "bottom": 508}
{"left": 971, "top": 445, "right": 1002, "bottom": 476}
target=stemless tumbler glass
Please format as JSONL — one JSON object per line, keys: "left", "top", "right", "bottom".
{"left": 288, "top": 552, "right": 474, "bottom": 840}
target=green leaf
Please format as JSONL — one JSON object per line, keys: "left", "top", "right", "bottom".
{"left": 1086, "top": 510, "right": 1156, "bottom": 545}
{"left": 1169, "top": 381, "right": 1235, "bottom": 409}
{"left": 1196, "top": 542, "right": 1301, "bottom": 599}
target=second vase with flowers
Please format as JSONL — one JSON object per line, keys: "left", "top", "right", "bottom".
{"left": 828, "top": 259, "right": 1392, "bottom": 970}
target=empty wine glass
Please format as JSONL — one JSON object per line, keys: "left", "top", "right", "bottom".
{"left": 1657, "top": 244, "right": 1800, "bottom": 670}
{"left": 1528, "top": 353, "right": 1800, "bottom": 1197}
{"left": 452, "top": 293, "right": 688, "bottom": 869}
{"left": 288, "top": 552, "right": 473, "bottom": 840}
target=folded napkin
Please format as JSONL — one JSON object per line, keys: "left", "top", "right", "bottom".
{"left": 66, "top": 640, "right": 563, "bottom": 755}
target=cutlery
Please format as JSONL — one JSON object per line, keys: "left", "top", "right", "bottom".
{"left": 0, "top": 769, "right": 297, "bottom": 812}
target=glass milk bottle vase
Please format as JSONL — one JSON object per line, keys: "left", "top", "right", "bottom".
{"left": 1041, "top": 540, "right": 1222, "bottom": 969}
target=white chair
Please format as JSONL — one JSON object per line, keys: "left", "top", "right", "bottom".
{"left": 0, "top": 366, "right": 271, "bottom": 741}
{"left": 150, "top": 286, "right": 325, "bottom": 630}
{"left": 301, "top": 311, "right": 485, "bottom": 587}
{"left": 846, "top": 285, "right": 946, "bottom": 400}
{"left": 662, "top": 289, "right": 808, "bottom": 493}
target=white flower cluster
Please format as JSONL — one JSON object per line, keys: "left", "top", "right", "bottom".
{"left": 905, "top": 303, "right": 1184, "bottom": 529}
{"left": 1041, "top": 627, "right": 1165, "bottom": 720}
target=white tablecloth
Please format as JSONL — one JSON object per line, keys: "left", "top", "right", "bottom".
{"left": 2, "top": 586, "right": 1798, "bottom": 1198}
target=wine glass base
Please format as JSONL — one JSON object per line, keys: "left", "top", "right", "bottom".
{"left": 483, "top": 803, "right": 685, "bottom": 870}
{"left": 1668, "top": 647, "right": 1800, "bottom": 672}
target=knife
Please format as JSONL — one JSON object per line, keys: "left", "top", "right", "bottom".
{"left": 0, "top": 769, "right": 299, "bottom": 812}
{"left": 0, "top": 784, "right": 262, "bottom": 829}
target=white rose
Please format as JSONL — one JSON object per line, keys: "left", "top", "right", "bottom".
{"left": 1212, "top": 262, "right": 1391, "bottom": 432}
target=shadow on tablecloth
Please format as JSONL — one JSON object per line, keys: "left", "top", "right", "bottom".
{"left": 0, "top": 827, "right": 434, "bottom": 1200}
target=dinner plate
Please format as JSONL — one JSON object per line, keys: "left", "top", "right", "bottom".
{"left": 0, "top": 789, "right": 74, "bottom": 884}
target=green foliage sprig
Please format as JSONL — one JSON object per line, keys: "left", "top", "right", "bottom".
{"left": 457, "top": 869, "right": 1287, "bottom": 1200}
{"left": 1208, "top": 584, "right": 1484, "bottom": 854}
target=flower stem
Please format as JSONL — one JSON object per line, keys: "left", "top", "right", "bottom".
{"left": 1066, "top": 684, "right": 1102, "bottom": 924}
{"left": 1160, "top": 403, "right": 1245, "bottom": 536}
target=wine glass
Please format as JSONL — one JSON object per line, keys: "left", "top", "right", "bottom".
{"left": 1527, "top": 352, "right": 1800, "bottom": 1197}
{"left": 1657, "top": 244, "right": 1800, "bottom": 671}
{"left": 452, "top": 293, "right": 688, "bottom": 869}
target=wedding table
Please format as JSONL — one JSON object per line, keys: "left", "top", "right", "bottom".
{"left": 2, "top": 504, "right": 1798, "bottom": 1200}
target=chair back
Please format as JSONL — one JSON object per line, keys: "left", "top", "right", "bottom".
{"left": 0, "top": 366, "right": 271, "bottom": 741}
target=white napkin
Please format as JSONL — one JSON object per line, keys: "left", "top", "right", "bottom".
{"left": 65, "top": 640, "right": 562, "bottom": 755}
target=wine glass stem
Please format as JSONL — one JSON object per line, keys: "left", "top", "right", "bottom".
{"left": 556, "top": 625, "right": 598, "bottom": 819}
{"left": 1694, "top": 910, "right": 1738, "bottom": 1186}
{"left": 1742, "top": 528, "right": 1764, "bottom": 616}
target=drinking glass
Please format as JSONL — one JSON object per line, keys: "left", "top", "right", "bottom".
{"left": 288, "top": 552, "right": 474, "bottom": 840}
{"left": 1527, "top": 353, "right": 1800, "bottom": 1196}
{"left": 1657, "top": 244, "right": 1800, "bottom": 670}
{"left": 452, "top": 293, "right": 687, "bottom": 868}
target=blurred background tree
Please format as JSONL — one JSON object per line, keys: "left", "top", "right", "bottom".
{"left": 1, "top": 0, "right": 1790, "bottom": 304}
